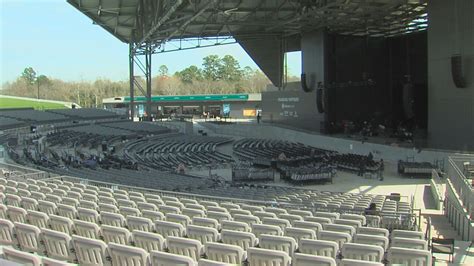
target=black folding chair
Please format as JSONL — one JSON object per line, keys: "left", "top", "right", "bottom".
{"left": 431, "top": 237, "right": 455, "bottom": 263}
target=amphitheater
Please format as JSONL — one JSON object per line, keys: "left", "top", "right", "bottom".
{"left": 0, "top": 107, "right": 472, "bottom": 266}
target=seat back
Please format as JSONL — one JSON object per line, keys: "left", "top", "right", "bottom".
{"left": 192, "top": 217, "right": 219, "bottom": 230}
{"left": 387, "top": 247, "right": 432, "bottom": 266}
{"left": 149, "top": 250, "right": 196, "bottom": 266}
{"left": 293, "top": 253, "right": 336, "bottom": 266}
{"left": 15, "top": 222, "right": 41, "bottom": 252}
{"left": 108, "top": 242, "right": 149, "bottom": 266}
{"left": 49, "top": 215, "right": 74, "bottom": 235}
{"left": 285, "top": 227, "right": 317, "bottom": 244}
{"left": 166, "top": 213, "right": 191, "bottom": 227}
{"left": 353, "top": 234, "right": 389, "bottom": 250}
{"left": 187, "top": 225, "right": 219, "bottom": 245}
{"left": 392, "top": 237, "right": 428, "bottom": 250}
{"left": 7, "top": 206, "right": 27, "bottom": 223}
{"left": 391, "top": 229, "right": 424, "bottom": 240}
{"left": 127, "top": 216, "right": 154, "bottom": 232}
{"left": 233, "top": 214, "right": 261, "bottom": 226}
{"left": 167, "top": 236, "right": 203, "bottom": 262}
{"left": 323, "top": 224, "right": 355, "bottom": 236}
{"left": 155, "top": 220, "right": 185, "bottom": 238}
{"left": 21, "top": 197, "right": 38, "bottom": 211}
{"left": 26, "top": 210, "right": 49, "bottom": 229}
{"left": 77, "top": 207, "right": 99, "bottom": 223}
{"left": 38, "top": 200, "right": 56, "bottom": 215}
{"left": 221, "top": 229, "right": 257, "bottom": 250}
{"left": 299, "top": 239, "right": 339, "bottom": 258}
{"left": 41, "top": 228, "right": 72, "bottom": 261}
{"left": 259, "top": 234, "right": 297, "bottom": 257}
{"left": 74, "top": 219, "right": 101, "bottom": 239}
{"left": 262, "top": 217, "right": 291, "bottom": 231}
{"left": 204, "top": 242, "right": 245, "bottom": 264}
{"left": 57, "top": 204, "right": 77, "bottom": 220}
{"left": 102, "top": 224, "right": 132, "bottom": 245}
{"left": 0, "top": 218, "right": 14, "bottom": 245}
{"left": 73, "top": 235, "right": 108, "bottom": 265}
{"left": 221, "top": 220, "right": 251, "bottom": 232}
{"left": 251, "top": 224, "right": 283, "bottom": 238}
{"left": 2, "top": 246, "right": 41, "bottom": 266}
{"left": 247, "top": 247, "right": 291, "bottom": 266}
{"left": 342, "top": 243, "right": 384, "bottom": 262}
{"left": 142, "top": 210, "right": 165, "bottom": 221}
{"left": 339, "top": 259, "right": 384, "bottom": 266}
{"left": 101, "top": 211, "right": 126, "bottom": 227}
{"left": 132, "top": 230, "right": 166, "bottom": 252}
{"left": 318, "top": 230, "right": 352, "bottom": 247}
{"left": 356, "top": 227, "right": 389, "bottom": 238}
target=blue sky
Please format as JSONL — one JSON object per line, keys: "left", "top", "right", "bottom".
{"left": 0, "top": 0, "right": 301, "bottom": 83}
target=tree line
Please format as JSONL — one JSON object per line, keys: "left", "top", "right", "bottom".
{"left": 1, "top": 55, "right": 275, "bottom": 108}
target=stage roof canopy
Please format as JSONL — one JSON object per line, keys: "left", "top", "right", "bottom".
{"left": 68, "top": 0, "right": 427, "bottom": 47}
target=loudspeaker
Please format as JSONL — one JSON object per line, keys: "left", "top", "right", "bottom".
{"left": 316, "top": 88, "right": 325, "bottom": 113}
{"left": 301, "top": 73, "right": 315, "bottom": 92}
{"left": 451, "top": 55, "right": 467, "bottom": 88}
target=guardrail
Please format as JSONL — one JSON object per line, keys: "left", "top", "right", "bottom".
{"left": 446, "top": 156, "right": 473, "bottom": 216}
{"left": 430, "top": 170, "right": 444, "bottom": 210}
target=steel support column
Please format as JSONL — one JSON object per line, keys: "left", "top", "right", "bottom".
{"left": 129, "top": 43, "right": 135, "bottom": 119}
{"left": 145, "top": 44, "right": 152, "bottom": 121}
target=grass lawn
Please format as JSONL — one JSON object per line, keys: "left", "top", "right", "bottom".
{"left": 0, "top": 97, "right": 66, "bottom": 110}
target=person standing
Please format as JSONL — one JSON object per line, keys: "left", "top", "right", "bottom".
{"left": 256, "top": 110, "right": 261, "bottom": 124}
{"left": 379, "top": 159, "right": 385, "bottom": 181}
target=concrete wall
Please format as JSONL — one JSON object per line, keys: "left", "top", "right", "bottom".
{"left": 428, "top": 0, "right": 474, "bottom": 151}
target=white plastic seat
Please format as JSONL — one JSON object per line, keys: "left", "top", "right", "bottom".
{"left": 254, "top": 211, "right": 277, "bottom": 220}
{"left": 323, "top": 223, "right": 355, "bottom": 236}
{"left": 137, "top": 202, "right": 159, "bottom": 211}
{"left": 229, "top": 208, "right": 252, "bottom": 217}
{"left": 221, "top": 220, "right": 251, "bottom": 232}
{"left": 79, "top": 200, "right": 98, "bottom": 210}
{"left": 334, "top": 218, "right": 362, "bottom": 228}
{"left": 220, "top": 202, "right": 240, "bottom": 210}
{"left": 198, "top": 259, "right": 228, "bottom": 266}
{"left": 182, "top": 207, "right": 206, "bottom": 219}
{"left": 42, "top": 257, "right": 72, "bottom": 266}
{"left": 99, "top": 196, "right": 117, "bottom": 205}
{"left": 50, "top": 215, "right": 74, "bottom": 235}
{"left": 314, "top": 212, "right": 339, "bottom": 222}
{"left": 365, "top": 215, "right": 381, "bottom": 227}
{"left": 288, "top": 209, "right": 313, "bottom": 217}
{"left": 82, "top": 193, "right": 98, "bottom": 203}
{"left": 77, "top": 207, "right": 99, "bottom": 223}
{"left": 259, "top": 234, "right": 297, "bottom": 257}
{"left": 354, "top": 234, "right": 389, "bottom": 250}
{"left": 278, "top": 214, "right": 304, "bottom": 225}
{"left": 247, "top": 247, "right": 291, "bottom": 266}
{"left": 61, "top": 197, "right": 79, "bottom": 207}
{"left": 207, "top": 206, "right": 227, "bottom": 213}
{"left": 318, "top": 230, "right": 352, "bottom": 247}
{"left": 221, "top": 229, "right": 257, "bottom": 250}
{"left": 293, "top": 253, "right": 336, "bottom": 266}
{"left": 120, "top": 206, "right": 141, "bottom": 217}
{"left": 206, "top": 211, "right": 232, "bottom": 223}
{"left": 99, "top": 202, "right": 119, "bottom": 213}
{"left": 0, "top": 218, "right": 15, "bottom": 245}
{"left": 293, "top": 220, "right": 323, "bottom": 235}
{"left": 118, "top": 199, "right": 137, "bottom": 208}
{"left": 129, "top": 195, "right": 146, "bottom": 203}
{"left": 41, "top": 228, "right": 73, "bottom": 261}
{"left": 142, "top": 210, "right": 165, "bottom": 221}
{"left": 391, "top": 229, "right": 424, "bottom": 240}
{"left": 387, "top": 247, "right": 432, "bottom": 266}
{"left": 21, "top": 197, "right": 38, "bottom": 211}
{"left": 166, "top": 213, "right": 192, "bottom": 227}
{"left": 205, "top": 242, "right": 246, "bottom": 264}
{"left": 342, "top": 243, "right": 384, "bottom": 262}
{"left": 31, "top": 191, "right": 46, "bottom": 201}
{"left": 46, "top": 193, "right": 63, "bottom": 204}
{"left": 73, "top": 235, "right": 108, "bottom": 265}
{"left": 127, "top": 216, "right": 154, "bottom": 232}
{"left": 200, "top": 200, "right": 219, "bottom": 208}
{"left": 3, "top": 246, "right": 41, "bottom": 265}
{"left": 340, "top": 213, "right": 366, "bottom": 225}
{"left": 185, "top": 203, "right": 206, "bottom": 211}
{"left": 155, "top": 220, "right": 186, "bottom": 237}
{"left": 299, "top": 239, "right": 339, "bottom": 258}
{"left": 285, "top": 227, "right": 317, "bottom": 244}
{"left": 150, "top": 250, "right": 196, "bottom": 266}
{"left": 67, "top": 191, "right": 83, "bottom": 199}
{"left": 15, "top": 222, "right": 41, "bottom": 253}
{"left": 57, "top": 203, "right": 77, "bottom": 220}
{"left": 356, "top": 227, "right": 389, "bottom": 238}
{"left": 181, "top": 199, "right": 198, "bottom": 205}
{"left": 74, "top": 219, "right": 101, "bottom": 239}
{"left": 162, "top": 195, "right": 179, "bottom": 202}
{"left": 133, "top": 230, "right": 166, "bottom": 252}
{"left": 252, "top": 223, "right": 283, "bottom": 237}
{"left": 101, "top": 211, "right": 126, "bottom": 227}
{"left": 102, "top": 224, "right": 132, "bottom": 244}
{"left": 233, "top": 214, "right": 261, "bottom": 226}
{"left": 187, "top": 224, "right": 220, "bottom": 244}
{"left": 339, "top": 259, "right": 384, "bottom": 266}
{"left": 7, "top": 206, "right": 27, "bottom": 223}
{"left": 5, "top": 193, "right": 21, "bottom": 206}
{"left": 108, "top": 242, "right": 149, "bottom": 266}
{"left": 265, "top": 207, "right": 287, "bottom": 215}
{"left": 192, "top": 217, "right": 220, "bottom": 230}
{"left": 305, "top": 216, "right": 332, "bottom": 225}
{"left": 27, "top": 210, "right": 49, "bottom": 229}
{"left": 391, "top": 237, "right": 428, "bottom": 250}
{"left": 160, "top": 205, "right": 181, "bottom": 215}
{"left": 38, "top": 200, "right": 57, "bottom": 215}
{"left": 167, "top": 236, "right": 203, "bottom": 262}
{"left": 240, "top": 204, "right": 264, "bottom": 213}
